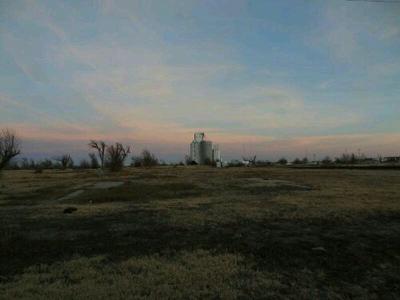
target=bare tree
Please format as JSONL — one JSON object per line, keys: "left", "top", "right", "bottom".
{"left": 184, "top": 155, "right": 198, "bottom": 165}
{"left": 88, "top": 153, "right": 99, "bottom": 169}
{"left": 54, "top": 154, "right": 73, "bottom": 170}
{"left": 79, "top": 159, "right": 90, "bottom": 169}
{"left": 0, "top": 129, "right": 21, "bottom": 170}
{"left": 140, "top": 149, "right": 159, "bottom": 167}
{"left": 277, "top": 158, "right": 288, "bottom": 165}
{"left": 321, "top": 156, "right": 332, "bottom": 165}
{"left": 292, "top": 158, "right": 302, "bottom": 165}
{"left": 88, "top": 140, "right": 106, "bottom": 169}
{"left": 106, "top": 143, "right": 131, "bottom": 171}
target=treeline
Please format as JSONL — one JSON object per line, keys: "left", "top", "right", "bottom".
{"left": 1, "top": 132, "right": 170, "bottom": 172}
{"left": 225, "top": 152, "right": 389, "bottom": 167}
{"left": 289, "top": 153, "right": 382, "bottom": 165}
{"left": 6, "top": 152, "right": 176, "bottom": 171}
{"left": 6, "top": 148, "right": 169, "bottom": 172}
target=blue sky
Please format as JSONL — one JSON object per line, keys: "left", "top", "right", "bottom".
{"left": 0, "top": 0, "right": 399, "bottom": 161}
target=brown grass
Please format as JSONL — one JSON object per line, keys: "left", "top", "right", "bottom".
{"left": 0, "top": 166, "right": 399, "bottom": 299}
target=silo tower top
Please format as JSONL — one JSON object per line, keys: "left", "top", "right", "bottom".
{"left": 194, "top": 132, "right": 205, "bottom": 142}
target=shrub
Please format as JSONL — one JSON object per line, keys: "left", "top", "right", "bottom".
{"left": 321, "top": 156, "right": 332, "bottom": 165}
{"left": 277, "top": 158, "right": 288, "bottom": 165}
{"left": 184, "top": 155, "right": 192, "bottom": 165}
{"left": 20, "top": 157, "right": 30, "bottom": 169}
{"left": 88, "top": 153, "right": 99, "bottom": 169}
{"left": 4, "top": 159, "right": 20, "bottom": 170}
{"left": 255, "top": 160, "right": 271, "bottom": 166}
{"left": 106, "top": 143, "right": 131, "bottom": 172}
{"left": 204, "top": 158, "right": 213, "bottom": 166}
{"left": 227, "top": 160, "right": 244, "bottom": 167}
{"left": 142, "top": 150, "right": 159, "bottom": 167}
{"left": 79, "top": 159, "right": 91, "bottom": 169}
{"left": 132, "top": 150, "right": 159, "bottom": 167}
{"left": 131, "top": 156, "right": 142, "bottom": 167}
{"left": 335, "top": 153, "right": 358, "bottom": 164}
{"left": 54, "top": 154, "right": 74, "bottom": 170}
{"left": 292, "top": 158, "right": 302, "bottom": 165}
{"left": 39, "top": 159, "right": 54, "bottom": 169}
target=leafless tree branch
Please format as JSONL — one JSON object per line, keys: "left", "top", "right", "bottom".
{"left": 106, "top": 143, "right": 131, "bottom": 171}
{"left": 88, "top": 140, "right": 106, "bottom": 169}
{"left": 0, "top": 129, "right": 21, "bottom": 170}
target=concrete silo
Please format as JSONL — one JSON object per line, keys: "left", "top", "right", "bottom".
{"left": 189, "top": 132, "right": 215, "bottom": 165}
{"left": 199, "top": 140, "right": 213, "bottom": 164}
{"left": 212, "top": 144, "right": 221, "bottom": 162}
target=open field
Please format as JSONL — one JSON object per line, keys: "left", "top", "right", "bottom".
{"left": 1, "top": 167, "right": 399, "bottom": 299}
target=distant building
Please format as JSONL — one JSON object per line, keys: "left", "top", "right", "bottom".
{"left": 189, "top": 132, "right": 221, "bottom": 165}
{"left": 383, "top": 156, "right": 400, "bottom": 163}
{"left": 358, "top": 158, "right": 379, "bottom": 165}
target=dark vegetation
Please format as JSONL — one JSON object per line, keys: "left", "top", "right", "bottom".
{"left": 0, "top": 129, "right": 20, "bottom": 171}
{"left": 292, "top": 157, "right": 308, "bottom": 165}
{"left": 0, "top": 167, "right": 399, "bottom": 299}
{"left": 54, "top": 154, "right": 74, "bottom": 170}
{"left": 88, "top": 140, "right": 106, "bottom": 169}
{"left": 63, "top": 206, "right": 78, "bottom": 214}
{"left": 5, "top": 139, "right": 133, "bottom": 172}
{"left": 89, "top": 140, "right": 131, "bottom": 172}
{"left": 277, "top": 157, "right": 288, "bottom": 165}
{"left": 105, "top": 143, "right": 131, "bottom": 171}
{"left": 88, "top": 153, "right": 99, "bottom": 169}
{"left": 131, "top": 149, "right": 159, "bottom": 167}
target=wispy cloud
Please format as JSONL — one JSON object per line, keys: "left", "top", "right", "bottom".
{"left": 1, "top": 0, "right": 399, "bottom": 160}
{"left": 313, "top": 1, "right": 400, "bottom": 64}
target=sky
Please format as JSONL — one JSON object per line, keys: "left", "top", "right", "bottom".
{"left": 0, "top": 0, "right": 400, "bottom": 162}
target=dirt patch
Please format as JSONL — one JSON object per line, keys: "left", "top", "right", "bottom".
{"left": 90, "top": 182, "right": 124, "bottom": 189}
{"left": 57, "top": 190, "right": 84, "bottom": 201}
{"left": 64, "top": 181, "right": 206, "bottom": 204}
{"left": 236, "top": 178, "right": 312, "bottom": 193}
{"left": 56, "top": 182, "right": 124, "bottom": 202}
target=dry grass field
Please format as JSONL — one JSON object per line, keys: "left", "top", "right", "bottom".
{"left": 0, "top": 166, "right": 399, "bottom": 299}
